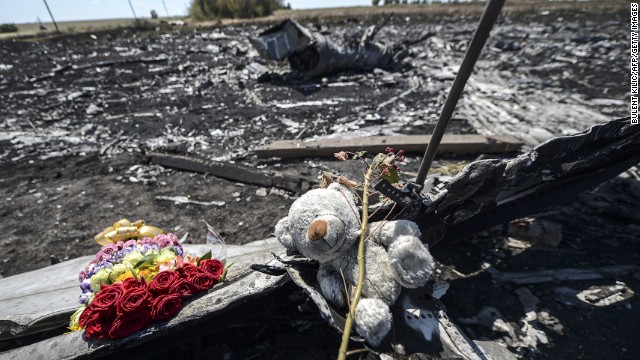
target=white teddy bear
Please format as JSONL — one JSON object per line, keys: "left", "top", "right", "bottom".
{"left": 275, "top": 183, "right": 435, "bottom": 346}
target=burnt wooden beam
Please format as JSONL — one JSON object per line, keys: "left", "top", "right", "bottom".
{"left": 254, "top": 134, "right": 523, "bottom": 159}
{"left": 148, "top": 153, "right": 308, "bottom": 193}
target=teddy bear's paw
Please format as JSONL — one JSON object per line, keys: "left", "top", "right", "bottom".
{"left": 355, "top": 298, "right": 392, "bottom": 347}
{"left": 388, "top": 235, "right": 434, "bottom": 288}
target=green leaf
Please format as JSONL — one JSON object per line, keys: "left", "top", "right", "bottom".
{"left": 353, "top": 151, "right": 367, "bottom": 159}
{"left": 372, "top": 153, "right": 386, "bottom": 165}
{"left": 382, "top": 154, "right": 395, "bottom": 165}
{"left": 220, "top": 262, "right": 234, "bottom": 282}
{"left": 130, "top": 266, "right": 138, "bottom": 281}
{"left": 134, "top": 254, "right": 157, "bottom": 269}
{"left": 380, "top": 167, "right": 400, "bottom": 184}
{"left": 197, "top": 251, "right": 212, "bottom": 266}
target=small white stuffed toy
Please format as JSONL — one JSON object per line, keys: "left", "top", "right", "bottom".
{"left": 275, "top": 183, "right": 435, "bottom": 346}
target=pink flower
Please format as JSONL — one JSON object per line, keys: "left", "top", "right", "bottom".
{"left": 334, "top": 151, "right": 349, "bottom": 161}
{"left": 158, "top": 261, "right": 175, "bottom": 273}
{"left": 97, "top": 244, "right": 118, "bottom": 262}
{"left": 124, "top": 239, "right": 138, "bottom": 249}
{"left": 154, "top": 233, "right": 179, "bottom": 248}
{"left": 139, "top": 237, "right": 155, "bottom": 246}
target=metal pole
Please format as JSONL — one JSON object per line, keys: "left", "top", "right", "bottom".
{"left": 42, "top": 0, "right": 60, "bottom": 33}
{"left": 414, "top": 0, "right": 506, "bottom": 187}
{"left": 128, "top": 0, "right": 138, "bottom": 20}
{"left": 162, "top": 0, "right": 170, "bottom": 18}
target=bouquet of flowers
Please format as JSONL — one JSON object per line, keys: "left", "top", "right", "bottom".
{"left": 68, "top": 219, "right": 229, "bottom": 340}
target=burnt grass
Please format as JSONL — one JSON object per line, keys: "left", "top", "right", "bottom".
{"left": 1, "top": 5, "right": 638, "bottom": 360}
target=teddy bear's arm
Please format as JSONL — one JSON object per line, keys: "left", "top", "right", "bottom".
{"left": 368, "top": 220, "right": 421, "bottom": 247}
{"left": 368, "top": 220, "right": 435, "bottom": 288}
{"left": 388, "top": 235, "right": 435, "bottom": 288}
{"left": 317, "top": 263, "right": 348, "bottom": 308}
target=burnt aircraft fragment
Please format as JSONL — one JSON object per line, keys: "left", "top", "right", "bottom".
{"left": 372, "top": 118, "right": 640, "bottom": 246}
{"left": 249, "top": 19, "right": 407, "bottom": 77}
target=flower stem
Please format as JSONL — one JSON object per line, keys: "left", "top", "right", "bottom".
{"left": 337, "top": 165, "right": 374, "bottom": 360}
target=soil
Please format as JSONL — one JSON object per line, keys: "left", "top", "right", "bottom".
{"left": 0, "top": 4, "right": 637, "bottom": 359}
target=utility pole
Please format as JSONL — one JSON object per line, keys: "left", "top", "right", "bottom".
{"left": 128, "top": 0, "right": 138, "bottom": 20}
{"left": 162, "top": 0, "right": 170, "bottom": 18}
{"left": 42, "top": 0, "right": 60, "bottom": 33}
{"left": 414, "top": 0, "right": 506, "bottom": 187}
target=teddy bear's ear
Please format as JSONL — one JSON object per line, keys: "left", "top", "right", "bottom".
{"left": 274, "top": 216, "right": 296, "bottom": 252}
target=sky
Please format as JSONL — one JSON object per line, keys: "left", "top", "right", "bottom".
{"left": 0, "top": 0, "right": 373, "bottom": 24}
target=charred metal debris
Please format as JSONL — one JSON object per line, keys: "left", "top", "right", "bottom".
{"left": 249, "top": 18, "right": 418, "bottom": 77}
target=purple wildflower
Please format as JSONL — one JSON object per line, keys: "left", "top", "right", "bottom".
{"left": 78, "top": 293, "right": 91, "bottom": 304}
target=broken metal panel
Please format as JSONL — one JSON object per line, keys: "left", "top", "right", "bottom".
{"left": 248, "top": 19, "right": 314, "bottom": 61}
{"left": 249, "top": 19, "right": 402, "bottom": 77}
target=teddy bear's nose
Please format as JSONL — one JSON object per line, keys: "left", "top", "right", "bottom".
{"left": 307, "top": 219, "right": 328, "bottom": 241}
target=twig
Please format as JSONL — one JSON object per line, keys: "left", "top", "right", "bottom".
{"left": 367, "top": 201, "right": 396, "bottom": 224}
{"left": 339, "top": 268, "right": 351, "bottom": 309}
{"left": 337, "top": 165, "right": 374, "bottom": 360}
{"left": 345, "top": 348, "right": 369, "bottom": 356}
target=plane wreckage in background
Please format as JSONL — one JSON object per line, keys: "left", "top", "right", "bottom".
{"left": 249, "top": 18, "right": 417, "bottom": 78}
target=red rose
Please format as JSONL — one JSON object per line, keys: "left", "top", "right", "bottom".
{"left": 200, "top": 259, "right": 224, "bottom": 280}
{"left": 107, "top": 310, "right": 151, "bottom": 339}
{"left": 78, "top": 304, "right": 95, "bottom": 327}
{"left": 187, "top": 272, "right": 216, "bottom": 294}
{"left": 149, "top": 271, "right": 179, "bottom": 295}
{"left": 84, "top": 311, "right": 115, "bottom": 340}
{"left": 151, "top": 294, "right": 183, "bottom": 321}
{"left": 92, "top": 283, "right": 125, "bottom": 315}
{"left": 178, "top": 263, "right": 202, "bottom": 277}
{"left": 122, "top": 277, "right": 147, "bottom": 291}
{"left": 168, "top": 278, "right": 192, "bottom": 298}
{"left": 117, "top": 287, "right": 151, "bottom": 315}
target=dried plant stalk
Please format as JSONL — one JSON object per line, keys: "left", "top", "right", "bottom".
{"left": 337, "top": 165, "right": 374, "bottom": 360}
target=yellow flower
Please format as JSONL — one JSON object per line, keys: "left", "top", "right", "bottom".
{"left": 68, "top": 307, "right": 85, "bottom": 332}
{"left": 114, "top": 270, "right": 134, "bottom": 283}
{"left": 156, "top": 248, "right": 177, "bottom": 264}
{"left": 123, "top": 250, "right": 143, "bottom": 268}
{"left": 90, "top": 268, "right": 110, "bottom": 292}
{"left": 138, "top": 268, "right": 159, "bottom": 282}
{"left": 108, "top": 264, "right": 128, "bottom": 282}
